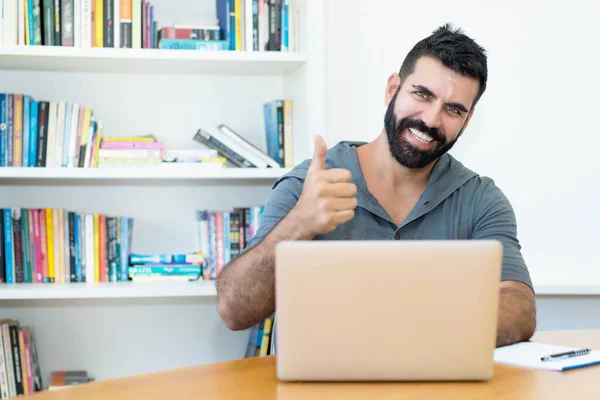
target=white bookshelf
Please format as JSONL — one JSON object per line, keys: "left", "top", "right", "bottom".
{"left": 0, "top": 0, "right": 326, "bottom": 388}
{"left": 0, "top": 165, "right": 292, "bottom": 182}
{"left": 0, "top": 281, "right": 217, "bottom": 299}
{"left": 0, "top": 45, "right": 308, "bottom": 75}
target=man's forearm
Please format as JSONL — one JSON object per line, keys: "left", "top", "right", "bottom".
{"left": 496, "top": 280, "right": 537, "bottom": 347}
{"left": 216, "top": 209, "right": 315, "bottom": 331}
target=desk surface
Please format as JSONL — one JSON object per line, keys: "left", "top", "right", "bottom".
{"left": 29, "top": 330, "right": 600, "bottom": 399}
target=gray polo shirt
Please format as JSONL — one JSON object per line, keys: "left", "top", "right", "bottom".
{"left": 244, "top": 141, "right": 533, "bottom": 354}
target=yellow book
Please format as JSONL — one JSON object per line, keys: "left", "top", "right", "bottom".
{"left": 92, "top": 121, "right": 102, "bottom": 167}
{"left": 18, "top": 330, "right": 28, "bottom": 395}
{"left": 57, "top": 209, "right": 65, "bottom": 284}
{"left": 259, "top": 317, "right": 273, "bottom": 356}
{"left": 24, "top": 0, "right": 30, "bottom": 45}
{"left": 94, "top": 214, "right": 100, "bottom": 283}
{"left": 78, "top": 109, "right": 92, "bottom": 164}
{"left": 13, "top": 94, "right": 23, "bottom": 167}
{"left": 95, "top": 0, "right": 103, "bottom": 47}
{"left": 46, "top": 209, "right": 54, "bottom": 283}
{"left": 234, "top": 0, "right": 241, "bottom": 50}
{"left": 52, "top": 209, "right": 60, "bottom": 284}
{"left": 283, "top": 100, "right": 293, "bottom": 168}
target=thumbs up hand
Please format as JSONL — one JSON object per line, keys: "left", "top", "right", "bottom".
{"left": 292, "top": 135, "right": 358, "bottom": 236}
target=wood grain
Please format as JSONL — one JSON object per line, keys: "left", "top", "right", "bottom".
{"left": 27, "top": 330, "right": 600, "bottom": 399}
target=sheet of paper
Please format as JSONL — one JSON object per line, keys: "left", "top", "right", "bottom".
{"left": 494, "top": 342, "right": 600, "bottom": 371}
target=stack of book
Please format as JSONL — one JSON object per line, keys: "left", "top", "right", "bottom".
{"left": 193, "top": 99, "right": 292, "bottom": 169}
{"left": 0, "top": 207, "right": 133, "bottom": 284}
{"left": 216, "top": 0, "right": 299, "bottom": 52}
{"left": 127, "top": 252, "right": 204, "bottom": 281}
{"left": 0, "top": 319, "right": 42, "bottom": 397}
{"left": 157, "top": 23, "right": 228, "bottom": 51}
{"left": 245, "top": 314, "right": 274, "bottom": 357}
{"left": 0, "top": 0, "right": 159, "bottom": 49}
{"left": 0, "top": 0, "right": 299, "bottom": 52}
{"left": 161, "top": 148, "right": 225, "bottom": 168}
{"left": 0, "top": 94, "right": 102, "bottom": 168}
{"left": 97, "top": 135, "right": 163, "bottom": 168}
{"left": 49, "top": 370, "right": 93, "bottom": 391}
{"left": 195, "top": 206, "right": 263, "bottom": 280}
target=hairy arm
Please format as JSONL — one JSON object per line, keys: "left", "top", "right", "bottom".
{"left": 496, "top": 280, "right": 537, "bottom": 347}
{"left": 470, "top": 182, "right": 537, "bottom": 347}
{"left": 216, "top": 209, "right": 314, "bottom": 331}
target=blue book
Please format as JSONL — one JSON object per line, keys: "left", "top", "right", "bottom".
{"left": 0, "top": 94, "right": 7, "bottom": 167}
{"left": 128, "top": 265, "right": 202, "bottom": 276}
{"left": 158, "top": 39, "right": 229, "bottom": 50}
{"left": 3, "top": 209, "right": 14, "bottom": 284}
{"left": 216, "top": 0, "right": 233, "bottom": 50}
{"left": 230, "top": 0, "right": 236, "bottom": 50}
{"left": 27, "top": 0, "right": 34, "bottom": 45}
{"left": 263, "top": 100, "right": 282, "bottom": 166}
{"left": 281, "top": 0, "right": 289, "bottom": 51}
{"left": 22, "top": 96, "right": 30, "bottom": 167}
{"left": 223, "top": 212, "right": 231, "bottom": 265}
{"left": 29, "top": 100, "right": 38, "bottom": 167}
{"left": 7, "top": 94, "right": 13, "bottom": 167}
{"left": 73, "top": 213, "right": 81, "bottom": 282}
{"left": 129, "top": 253, "right": 203, "bottom": 265}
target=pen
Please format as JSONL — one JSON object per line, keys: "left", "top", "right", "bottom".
{"left": 540, "top": 348, "right": 591, "bottom": 362}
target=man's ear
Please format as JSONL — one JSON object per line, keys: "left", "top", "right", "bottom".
{"left": 384, "top": 73, "right": 401, "bottom": 106}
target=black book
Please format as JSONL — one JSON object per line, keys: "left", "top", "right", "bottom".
{"left": 104, "top": 0, "right": 114, "bottom": 47}
{"left": 36, "top": 102, "right": 49, "bottom": 167}
{"left": 192, "top": 129, "right": 255, "bottom": 168}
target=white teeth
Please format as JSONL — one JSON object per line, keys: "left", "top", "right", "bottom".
{"left": 408, "top": 128, "right": 433, "bottom": 144}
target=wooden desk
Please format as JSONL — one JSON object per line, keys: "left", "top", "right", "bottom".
{"left": 29, "top": 330, "right": 600, "bottom": 399}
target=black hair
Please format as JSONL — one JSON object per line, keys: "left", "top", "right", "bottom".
{"left": 399, "top": 23, "right": 488, "bottom": 107}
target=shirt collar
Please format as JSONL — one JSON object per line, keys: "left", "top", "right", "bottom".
{"left": 340, "top": 142, "right": 474, "bottom": 228}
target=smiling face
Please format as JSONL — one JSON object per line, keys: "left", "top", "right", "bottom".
{"left": 384, "top": 56, "right": 481, "bottom": 169}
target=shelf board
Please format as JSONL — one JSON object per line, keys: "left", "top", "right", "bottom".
{"left": 0, "top": 45, "right": 307, "bottom": 75}
{"left": 2, "top": 282, "right": 598, "bottom": 300}
{"left": 0, "top": 165, "right": 292, "bottom": 182}
{"left": 534, "top": 284, "right": 600, "bottom": 296}
{"left": 0, "top": 281, "right": 217, "bottom": 299}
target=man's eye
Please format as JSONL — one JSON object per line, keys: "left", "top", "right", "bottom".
{"left": 447, "top": 106, "right": 460, "bottom": 115}
{"left": 415, "top": 91, "right": 428, "bottom": 99}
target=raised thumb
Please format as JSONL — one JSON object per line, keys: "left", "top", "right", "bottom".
{"left": 308, "top": 135, "right": 327, "bottom": 173}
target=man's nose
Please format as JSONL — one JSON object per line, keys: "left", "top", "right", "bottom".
{"left": 421, "top": 105, "right": 443, "bottom": 130}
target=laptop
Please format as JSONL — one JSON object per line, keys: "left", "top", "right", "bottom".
{"left": 274, "top": 240, "right": 503, "bottom": 382}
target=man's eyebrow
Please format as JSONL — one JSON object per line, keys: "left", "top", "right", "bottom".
{"left": 411, "top": 85, "right": 469, "bottom": 114}
{"left": 446, "top": 102, "right": 469, "bottom": 114}
{"left": 412, "top": 85, "right": 436, "bottom": 99}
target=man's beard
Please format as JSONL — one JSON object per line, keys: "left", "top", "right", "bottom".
{"left": 384, "top": 91, "right": 462, "bottom": 169}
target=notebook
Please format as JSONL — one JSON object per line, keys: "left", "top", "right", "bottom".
{"left": 494, "top": 342, "right": 600, "bottom": 371}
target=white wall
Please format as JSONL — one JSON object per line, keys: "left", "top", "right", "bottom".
{"left": 324, "top": 0, "right": 600, "bottom": 288}
{"left": 323, "top": 0, "right": 600, "bottom": 334}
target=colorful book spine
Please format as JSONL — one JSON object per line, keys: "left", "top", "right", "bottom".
{"left": 158, "top": 39, "right": 229, "bottom": 50}
{"left": 0, "top": 94, "right": 7, "bottom": 167}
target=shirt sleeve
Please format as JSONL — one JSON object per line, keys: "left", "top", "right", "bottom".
{"left": 471, "top": 181, "right": 534, "bottom": 292}
{"left": 243, "top": 173, "right": 305, "bottom": 253}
